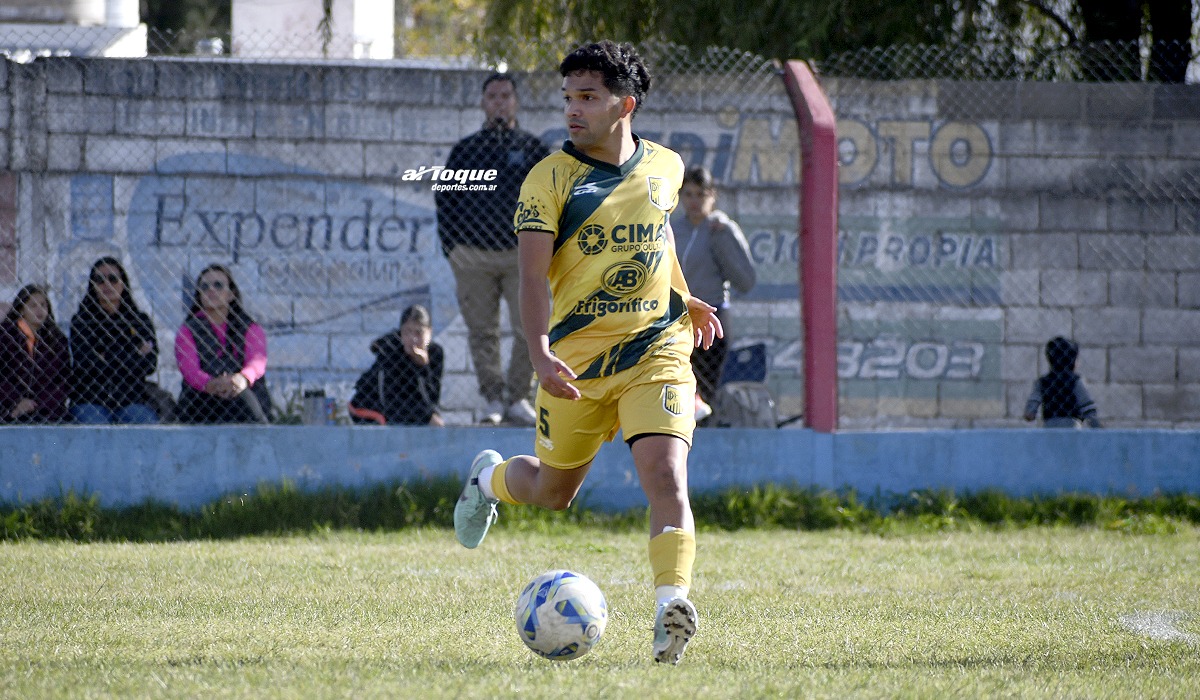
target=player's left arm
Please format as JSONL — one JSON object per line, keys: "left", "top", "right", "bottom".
{"left": 665, "top": 218, "right": 723, "bottom": 350}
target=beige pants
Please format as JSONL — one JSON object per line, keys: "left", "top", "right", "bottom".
{"left": 448, "top": 244, "right": 533, "bottom": 404}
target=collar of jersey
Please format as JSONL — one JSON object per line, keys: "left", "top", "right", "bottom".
{"left": 562, "top": 135, "right": 645, "bottom": 176}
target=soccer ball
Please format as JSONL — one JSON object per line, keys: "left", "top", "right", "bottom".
{"left": 514, "top": 569, "right": 608, "bottom": 661}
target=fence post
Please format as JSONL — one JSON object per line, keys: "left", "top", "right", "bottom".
{"left": 781, "top": 60, "right": 838, "bottom": 433}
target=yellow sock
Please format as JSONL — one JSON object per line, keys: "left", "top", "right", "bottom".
{"left": 648, "top": 528, "right": 695, "bottom": 591}
{"left": 490, "top": 459, "right": 522, "bottom": 505}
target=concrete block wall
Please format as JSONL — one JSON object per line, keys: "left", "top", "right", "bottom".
{"left": 1, "top": 57, "right": 1197, "bottom": 428}
{"left": 829, "top": 79, "right": 1200, "bottom": 428}
{"left": 0, "top": 56, "right": 801, "bottom": 423}
{"left": 2, "top": 426, "right": 1197, "bottom": 511}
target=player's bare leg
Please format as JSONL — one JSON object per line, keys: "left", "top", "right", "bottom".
{"left": 455, "top": 452, "right": 590, "bottom": 548}
{"left": 631, "top": 435, "right": 694, "bottom": 535}
{"left": 499, "top": 455, "right": 591, "bottom": 511}
{"left": 631, "top": 434, "right": 699, "bottom": 664}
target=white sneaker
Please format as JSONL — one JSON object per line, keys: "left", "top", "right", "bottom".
{"left": 652, "top": 597, "right": 698, "bottom": 664}
{"left": 505, "top": 398, "right": 537, "bottom": 426}
{"left": 479, "top": 400, "right": 504, "bottom": 425}
{"left": 694, "top": 395, "right": 712, "bottom": 422}
{"left": 454, "top": 449, "right": 502, "bottom": 549}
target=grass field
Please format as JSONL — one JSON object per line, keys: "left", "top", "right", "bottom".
{"left": 2, "top": 525, "right": 1198, "bottom": 698}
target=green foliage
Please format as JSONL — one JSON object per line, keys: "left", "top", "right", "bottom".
{"left": 1, "top": 489, "right": 101, "bottom": 541}
{"left": 475, "top": 0, "right": 1194, "bottom": 83}
{"left": 3, "top": 482, "right": 1198, "bottom": 542}
{"left": 477, "top": 0, "right": 1062, "bottom": 62}
{"left": 398, "top": 0, "right": 490, "bottom": 58}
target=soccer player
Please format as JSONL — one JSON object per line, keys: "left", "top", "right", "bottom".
{"left": 454, "top": 40, "right": 722, "bottom": 665}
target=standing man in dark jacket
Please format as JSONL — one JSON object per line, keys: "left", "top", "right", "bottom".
{"left": 435, "top": 72, "right": 549, "bottom": 426}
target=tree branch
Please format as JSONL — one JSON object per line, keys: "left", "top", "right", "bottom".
{"left": 1020, "top": 0, "right": 1079, "bottom": 44}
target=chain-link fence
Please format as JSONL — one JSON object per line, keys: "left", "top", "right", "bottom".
{"left": 0, "top": 31, "right": 793, "bottom": 426}
{"left": 815, "top": 42, "right": 1200, "bottom": 429}
{"left": 2, "top": 26, "right": 1198, "bottom": 429}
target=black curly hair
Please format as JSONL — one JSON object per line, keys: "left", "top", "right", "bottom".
{"left": 560, "top": 40, "right": 652, "bottom": 117}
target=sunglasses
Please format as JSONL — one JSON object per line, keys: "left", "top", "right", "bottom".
{"left": 198, "top": 280, "right": 226, "bottom": 291}
{"left": 91, "top": 273, "right": 122, "bottom": 284}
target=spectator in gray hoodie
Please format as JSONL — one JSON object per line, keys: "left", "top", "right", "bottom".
{"left": 670, "top": 166, "right": 756, "bottom": 414}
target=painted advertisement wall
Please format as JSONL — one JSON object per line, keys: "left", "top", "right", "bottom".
{"left": 2, "top": 59, "right": 1197, "bottom": 427}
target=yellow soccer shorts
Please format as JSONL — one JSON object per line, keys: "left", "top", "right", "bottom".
{"left": 533, "top": 355, "right": 697, "bottom": 469}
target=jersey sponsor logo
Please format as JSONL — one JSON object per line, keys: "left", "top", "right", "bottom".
{"left": 601, "top": 260, "right": 649, "bottom": 296}
{"left": 515, "top": 200, "right": 547, "bottom": 229}
{"left": 572, "top": 182, "right": 601, "bottom": 196}
{"left": 577, "top": 224, "right": 608, "bottom": 255}
{"left": 647, "top": 176, "right": 673, "bottom": 211}
{"left": 662, "top": 384, "right": 684, "bottom": 416}
{"left": 610, "top": 222, "right": 666, "bottom": 253}
{"left": 610, "top": 223, "right": 662, "bottom": 243}
{"left": 573, "top": 297, "right": 660, "bottom": 317}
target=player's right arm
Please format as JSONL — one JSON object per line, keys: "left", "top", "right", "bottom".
{"left": 518, "top": 230, "right": 580, "bottom": 401}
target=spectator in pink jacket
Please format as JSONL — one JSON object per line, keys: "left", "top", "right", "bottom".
{"left": 174, "top": 264, "right": 271, "bottom": 423}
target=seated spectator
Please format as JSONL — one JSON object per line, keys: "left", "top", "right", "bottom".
{"left": 1024, "top": 336, "right": 1102, "bottom": 429}
{"left": 69, "top": 257, "right": 160, "bottom": 424}
{"left": 348, "top": 304, "right": 444, "bottom": 426}
{"left": 1, "top": 284, "right": 70, "bottom": 423}
{"left": 174, "top": 264, "right": 271, "bottom": 424}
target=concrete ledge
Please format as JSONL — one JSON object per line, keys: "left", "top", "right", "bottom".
{"left": 2, "top": 427, "right": 1197, "bottom": 511}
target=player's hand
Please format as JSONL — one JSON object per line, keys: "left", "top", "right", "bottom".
{"left": 687, "top": 296, "right": 724, "bottom": 350}
{"left": 533, "top": 353, "right": 580, "bottom": 401}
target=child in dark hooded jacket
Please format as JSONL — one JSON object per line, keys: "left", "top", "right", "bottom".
{"left": 1024, "top": 336, "right": 1101, "bottom": 428}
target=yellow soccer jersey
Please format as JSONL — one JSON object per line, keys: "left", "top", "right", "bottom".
{"left": 514, "top": 137, "right": 692, "bottom": 380}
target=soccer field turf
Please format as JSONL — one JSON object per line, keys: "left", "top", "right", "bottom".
{"left": 2, "top": 526, "right": 1197, "bottom": 698}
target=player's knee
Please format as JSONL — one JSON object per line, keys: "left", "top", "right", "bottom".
{"left": 532, "top": 488, "right": 575, "bottom": 510}
{"left": 642, "top": 461, "right": 687, "bottom": 499}
{"left": 533, "top": 483, "right": 579, "bottom": 511}
{"left": 545, "top": 494, "right": 575, "bottom": 511}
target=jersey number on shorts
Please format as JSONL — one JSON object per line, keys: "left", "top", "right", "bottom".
{"left": 538, "top": 407, "right": 550, "bottom": 437}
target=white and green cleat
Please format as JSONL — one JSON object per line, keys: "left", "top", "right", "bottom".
{"left": 652, "top": 597, "right": 698, "bottom": 664}
{"left": 454, "top": 449, "right": 502, "bottom": 549}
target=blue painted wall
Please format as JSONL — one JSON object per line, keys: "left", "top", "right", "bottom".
{"left": 1, "top": 427, "right": 1196, "bottom": 511}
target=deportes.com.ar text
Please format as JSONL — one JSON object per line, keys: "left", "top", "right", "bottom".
{"left": 430, "top": 182, "right": 498, "bottom": 192}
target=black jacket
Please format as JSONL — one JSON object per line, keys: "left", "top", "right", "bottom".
{"left": 69, "top": 306, "right": 158, "bottom": 411}
{"left": 1, "top": 318, "right": 70, "bottom": 423}
{"left": 434, "top": 124, "right": 549, "bottom": 254}
{"left": 350, "top": 332, "right": 443, "bottom": 425}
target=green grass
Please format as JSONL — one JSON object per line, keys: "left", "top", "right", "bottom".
{"left": 4, "top": 481, "right": 1200, "bottom": 541}
{"left": 2, "top": 527, "right": 1198, "bottom": 698}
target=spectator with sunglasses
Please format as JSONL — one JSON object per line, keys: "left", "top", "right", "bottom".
{"left": 69, "top": 257, "right": 160, "bottom": 424}
{"left": 174, "top": 264, "right": 272, "bottom": 424}
{"left": 1, "top": 284, "right": 70, "bottom": 423}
